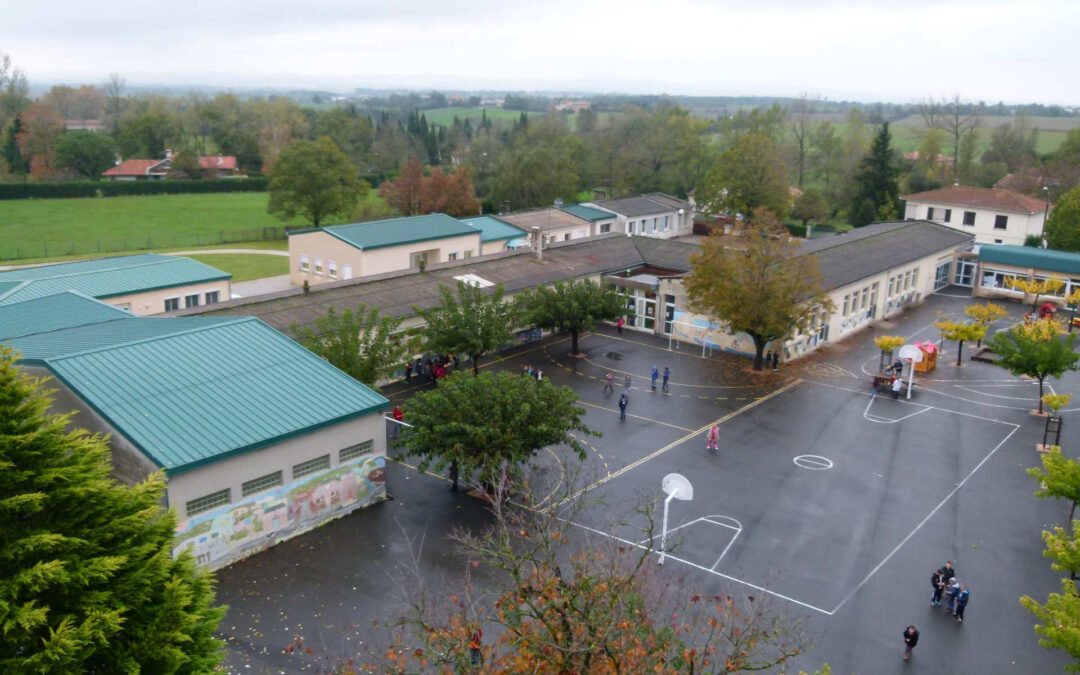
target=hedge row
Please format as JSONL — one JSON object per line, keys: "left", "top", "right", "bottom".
{"left": 0, "top": 178, "right": 269, "bottom": 200}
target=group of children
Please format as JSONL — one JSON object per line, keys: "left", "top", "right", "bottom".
{"left": 403, "top": 354, "right": 458, "bottom": 386}
{"left": 905, "top": 561, "right": 970, "bottom": 662}
{"left": 521, "top": 364, "right": 543, "bottom": 381}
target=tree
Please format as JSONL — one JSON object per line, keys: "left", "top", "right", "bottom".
{"left": 268, "top": 136, "right": 367, "bottom": 227}
{"left": 400, "top": 371, "right": 592, "bottom": 490}
{"left": 849, "top": 122, "right": 900, "bottom": 225}
{"left": 2, "top": 116, "right": 28, "bottom": 176}
{"left": 116, "top": 96, "right": 177, "bottom": 159}
{"left": 697, "top": 133, "right": 790, "bottom": 220}
{"left": 383, "top": 467, "right": 806, "bottom": 672}
{"left": 491, "top": 117, "right": 582, "bottom": 210}
{"left": 293, "top": 303, "right": 409, "bottom": 389}
{"left": 788, "top": 94, "right": 817, "bottom": 187}
{"left": 515, "top": 278, "right": 626, "bottom": 356}
{"left": 379, "top": 155, "right": 481, "bottom": 217}
{"left": 415, "top": 281, "right": 515, "bottom": 376}
{"left": 1030, "top": 451, "right": 1080, "bottom": 535}
{"left": 54, "top": 130, "right": 118, "bottom": 179}
{"left": 792, "top": 189, "right": 828, "bottom": 228}
{"left": 0, "top": 347, "right": 226, "bottom": 672}
{"left": 989, "top": 323, "right": 1080, "bottom": 413}
{"left": 965, "top": 301, "right": 1009, "bottom": 347}
{"left": 1022, "top": 578, "right": 1080, "bottom": 671}
{"left": 1047, "top": 184, "right": 1080, "bottom": 252}
{"left": 1007, "top": 276, "right": 1066, "bottom": 312}
{"left": 810, "top": 122, "right": 843, "bottom": 194}
{"left": 0, "top": 51, "right": 30, "bottom": 129}
{"left": 684, "top": 208, "right": 833, "bottom": 370}
{"left": 934, "top": 319, "right": 987, "bottom": 367}
{"left": 15, "top": 102, "right": 64, "bottom": 180}
{"left": 166, "top": 148, "right": 206, "bottom": 179}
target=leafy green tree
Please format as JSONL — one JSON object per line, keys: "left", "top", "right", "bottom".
{"left": 268, "top": 136, "right": 368, "bottom": 227}
{"left": 312, "top": 106, "right": 374, "bottom": 171}
{"left": 1047, "top": 184, "right": 1080, "bottom": 252}
{"left": 53, "top": 130, "right": 118, "bottom": 179}
{"left": 1022, "top": 577, "right": 1080, "bottom": 670}
{"left": 0, "top": 346, "right": 226, "bottom": 673}
{"left": 515, "top": 278, "right": 626, "bottom": 356}
{"left": 810, "top": 121, "right": 843, "bottom": 194}
{"left": 492, "top": 117, "right": 582, "bottom": 210}
{"left": 415, "top": 281, "right": 515, "bottom": 375}
{"left": 1031, "top": 451, "right": 1080, "bottom": 535}
{"left": 683, "top": 208, "right": 833, "bottom": 370}
{"left": 116, "top": 96, "right": 178, "bottom": 159}
{"left": 2, "top": 116, "right": 28, "bottom": 175}
{"left": 400, "top": 370, "right": 593, "bottom": 490}
{"left": 849, "top": 122, "right": 900, "bottom": 226}
{"left": 697, "top": 133, "right": 790, "bottom": 220}
{"left": 792, "top": 189, "right": 829, "bottom": 228}
{"left": 990, "top": 325, "right": 1080, "bottom": 412}
{"left": 293, "top": 303, "right": 410, "bottom": 389}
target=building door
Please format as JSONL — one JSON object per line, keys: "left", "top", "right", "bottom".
{"left": 342, "top": 264, "right": 352, "bottom": 280}
{"left": 663, "top": 294, "right": 676, "bottom": 334}
{"left": 934, "top": 261, "right": 951, "bottom": 290}
{"left": 953, "top": 259, "right": 976, "bottom": 287}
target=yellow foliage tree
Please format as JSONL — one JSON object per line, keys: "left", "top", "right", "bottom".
{"left": 874, "top": 335, "right": 905, "bottom": 352}
{"left": 965, "top": 302, "right": 1009, "bottom": 347}
{"left": 1017, "top": 317, "right": 1068, "bottom": 342}
{"left": 934, "top": 319, "right": 987, "bottom": 366}
{"left": 1043, "top": 393, "right": 1073, "bottom": 415}
{"left": 1007, "top": 276, "right": 1066, "bottom": 312}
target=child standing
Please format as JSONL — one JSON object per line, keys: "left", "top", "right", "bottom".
{"left": 706, "top": 425, "right": 719, "bottom": 453}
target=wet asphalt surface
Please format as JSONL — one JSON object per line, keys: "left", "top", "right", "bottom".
{"left": 215, "top": 290, "right": 1080, "bottom": 673}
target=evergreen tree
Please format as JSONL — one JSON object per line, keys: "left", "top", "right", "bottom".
{"left": 849, "top": 122, "right": 900, "bottom": 226}
{"left": 2, "top": 116, "right": 29, "bottom": 175}
{"left": 0, "top": 347, "right": 226, "bottom": 673}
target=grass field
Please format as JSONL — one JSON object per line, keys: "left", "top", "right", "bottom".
{"left": 0, "top": 192, "right": 380, "bottom": 262}
{"left": 184, "top": 253, "right": 289, "bottom": 282}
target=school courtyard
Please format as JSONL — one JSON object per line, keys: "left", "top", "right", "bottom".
{"left": 214, "top": 291, "right": 1080, "bottom": 674}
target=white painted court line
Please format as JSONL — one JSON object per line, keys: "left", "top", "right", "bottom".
{"left": 829, "top": 422, "right": 1021, "bottom": 615}
{"left": 635, "top": 514, "right": 741, "bottom": 545}
{"left": 809, "top": 378, "right": 1019, "bottom": 427}
{"left": 862, "top": 396, "right": 933, "bottom": 424}
{"left": 954, "top": 383, "right": 1041, "bottom": 401}
{"left": 564, "top": 518, "right": 832, "bottom": 616}
{"left": 706, "top": 516, "right": 744, "bottom": 571}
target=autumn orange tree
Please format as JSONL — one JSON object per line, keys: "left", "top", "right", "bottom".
{"left": 375, "top": 467, "right": 808, "bottom": 673}
{"left": 379, "top": 155, "right": 481, "bottom": 217}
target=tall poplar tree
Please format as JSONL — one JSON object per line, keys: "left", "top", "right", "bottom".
{"left": 0, "top": 347, "right": 226, "bottom": 673}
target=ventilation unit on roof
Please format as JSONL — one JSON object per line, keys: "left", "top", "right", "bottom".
{"left": 453, "top": 273, "right": 494, "bottom": 288}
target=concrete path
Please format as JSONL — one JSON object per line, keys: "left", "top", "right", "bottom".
{"left": 231, "top": 274, "right": 293, "bottom": 298}
{"left": 164, "top": 248, "right": 289, "bottom": 257}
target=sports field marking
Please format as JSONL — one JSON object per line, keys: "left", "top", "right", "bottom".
{"left": 829, "top": 421, "right": 1021, "bottom": 614}
{"left": 862, "top": 396, "right": 933, "bottom": 424}
{"left": 807, "top": 378, "right": 1023, "bottom": 426}
{"left": 576, "top": 400, "right": 696, "bottom": 432}
{"left": 635, "top": 515, "right": 743, "bottom": 570}
{"left": 565, "top": 518, "right": 832, "bottom": 615}
{"left": 954, "top": 383, "right": 1042, "bottom": 401}
{"left": 542, "top": 379, "right": 804, "bottom": 514}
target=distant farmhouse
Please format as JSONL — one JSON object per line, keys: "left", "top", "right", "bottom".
{"left": 1, "top": 292, "right": 389, "bottom": 570}
{"left": 0, "top": 254, "right": 230, "bottom": 315}
{"left": 902, "top": 185, "right": 1049, "bottom": 247}
{"left": 104, "top": 151, "right": 239, "bottom": 180}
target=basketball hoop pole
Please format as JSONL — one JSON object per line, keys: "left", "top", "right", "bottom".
{"left": 659, "top": 490, "right": 676, "bottom": 565}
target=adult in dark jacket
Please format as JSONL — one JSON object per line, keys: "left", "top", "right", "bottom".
{"left": 931, "top": 567, "right": 945, "bottom": 606}
{"left": 903, "top": 625, "right": 919, "bottom": 661}
{"left": 955, "top": 584, "right": 970, "bottom": 623}
{"left": 942, "top": 560, "right": 957, "bottom": 584}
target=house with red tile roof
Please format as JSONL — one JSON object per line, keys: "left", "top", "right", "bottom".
{"left": 901, "top": 184, "right": 1051, "bottom": 247}
{"left": 103, "top": 153, "right": 239, "bottom": 180}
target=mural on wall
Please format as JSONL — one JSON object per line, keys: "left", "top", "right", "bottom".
{"left": 669, "top": 309, "right": 755, "bottom": 356}
{"left": 173, "top": 453, "right": 386, "bottom": 570}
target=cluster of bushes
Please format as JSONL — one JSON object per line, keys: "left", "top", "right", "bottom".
{"left": 0, "top": 177, "right": 269, "bottom": 200}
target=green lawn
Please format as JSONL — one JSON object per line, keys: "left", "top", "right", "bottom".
{"left": 423, "top": 106, "right": 534, "bottom": 126}
{"left": 0, "top": 191, "right": 379, "bottom": 262}
{"left": 184, "top": 253, "right": 289, "bottom": 282}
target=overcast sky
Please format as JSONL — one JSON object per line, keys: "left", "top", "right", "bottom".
{"left": 5, "top": 0, "right": 1077, "bottom": 104}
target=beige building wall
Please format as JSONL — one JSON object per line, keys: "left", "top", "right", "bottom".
{"left": 482, "top": 240, "right": 514, "bottom": 256}
{"left": 130, "top": 280, "right": 231, "bottom": 316}
{"left": 290, "top": 230, "right": 482, "bottom": 286}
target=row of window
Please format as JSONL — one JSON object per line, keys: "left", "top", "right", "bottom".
{"left": 183, "top": 440, "right": 374, "bottom": 517}
{"left": 841, "top": 282, "right": 878, "bottom": 318}
{"left": 164, "top": 290, "right": 220, "bottom": 312}
{"left": 887, "top": 267, "right": 920, "bottom": 298}
{"left": 980, "top": 269, "right": 1080, "bottom": 301}
{"left": 446, "top": 250, "right": 474, "bottom": 261}
{"left": 627, "top": 215, "right": 671, "bottom": 235}
{"left": 299, "top": 255, "right": 354, "bottom": 280}
{"left": 927, "top": 207, "right": 1008, "bottom": 230}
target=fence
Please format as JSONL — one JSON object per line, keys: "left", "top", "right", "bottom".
{"left": 0, "top": 178, "right": 269, "bottom": 200}
{"left": 0, "top": 227, "right": 288, "bottom": 262}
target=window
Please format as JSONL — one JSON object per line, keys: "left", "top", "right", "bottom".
{"left": 314, "top": 258, "right": 323, "bottom": 275}
{"left": 628, "top": 221, "right": 636, "bottom": 234}
{"left": 600, "top": 223, "right": 611, "bottom": 234}
{"left": 410, "top": 251, "right": 429, "bottom": 268}
{"left": 464, "top": 250, "right": 472, "bottom": 258}
{"left": 340, "top": 440, "right": 374, "bottom": 463}
{"left": 186, "top": 488, "right": 230, "bottom": 517}
{"left": 981, "top": 268, "right": 1023, "bottom": 291}
{"left": 328, "top": 260, "right": 338, "bottom": 278}
{"left": 842, "top": 294, "right": 849, "bottom": 316}
{"left": 860, "top": 288, "right": 868, "bottom": 309}
{"left": 299, "top": 254, "right": 309, "bottom": 272}
{"left": 242, "top": 471, "right": 283, "bottom": 497}
{"left": 448, "top": 252, "right": 458, "bottom": 261}
{"left": 994, "top": 215, "right": 1008, "bottom": 230}
{"left": 184, "top": 294, "right": 200, "bottom": 308}
{"left": 912, "top": 268, "right": 919, "bottom": 288}
{"left": 944, "top": 209, "right": 952, "bottom": 223}
{"left": 164, "top": 297, "right": 180, "bottom": 312}
{"left": 903, "top": 272, "right": 910, "bottom": 290}
{"left": 887, "top": 276, "right": 894, "bottom": 297}
{"left": 292, "top": 454, "right": 330, "bottom": 480}
{"left": 664, "top": 216, "right": 671, "bottom": 230}
{"left": 963, "top": 211, "right": 976, "bottom": 226}
{"left": 205, "top": 291, "right": 220, "bottom": 305}
{"left": 927, "top": 207, "right": 935, "bottom": 220}
{"left": 564, "top": 233, "right": 571, "bottom": 241}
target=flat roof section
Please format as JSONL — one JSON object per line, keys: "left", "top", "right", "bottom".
{"left": 459, "top": 215, "right": 527, "bottom": 243}
{"left": 494, "top": 207, "right": 589, "bottom": 232}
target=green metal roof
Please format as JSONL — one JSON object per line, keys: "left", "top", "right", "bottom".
{"left": 8, "top": 295, "right": 388, "bottom": 475}
{"left": 560, "top": 204, "right": 617, "bottom": 222}
{"left": 292, "top": 214, "right": 481, "bottom": 251}
{"left": 0, "top": 291, "right": 133, "bottom": 341}
{"left": 459, "top": 215, "right": 527, "bottom": 243}
{"left": 0, "top": 254, "right": 230, "bottom": 306}
{"left": 978, "top": 245, "right": 1080, "bottom": 277}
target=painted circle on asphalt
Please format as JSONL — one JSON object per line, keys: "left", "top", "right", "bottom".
{"left": 793, "top": 455, "right": 833, "bottom": 470}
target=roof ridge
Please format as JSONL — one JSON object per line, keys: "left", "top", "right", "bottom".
{"left": 1, "top": 254, "right": 176, "bottom": 282}
{"left": 45, "top": 316, "right": 253, "bottom": 363}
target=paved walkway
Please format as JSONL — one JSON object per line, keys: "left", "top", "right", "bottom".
{"left": 164, "top": 248, "right": 289, "bottom": 257}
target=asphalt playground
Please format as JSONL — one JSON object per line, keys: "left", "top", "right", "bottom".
{"left": 214, "top": 291, "right": 1080, "bottom": 673}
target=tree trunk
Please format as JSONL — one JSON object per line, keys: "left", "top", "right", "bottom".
{"left": 1038, "top": 376, "right": 1045, "bottom": 414}
{"left": 449, "top": 460, "right": 459, "bottom": 491}
{"left": 472, "top": 354, "right": 480, "bottom": 376}
{"left": 752, "top": 335, "right": 766, "bottom": 371}
{"left": 955, "top": 340, "right": 964, "bottom": 366}
{"left": 571, "top": 329, "right": 580, "bottom": 355}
